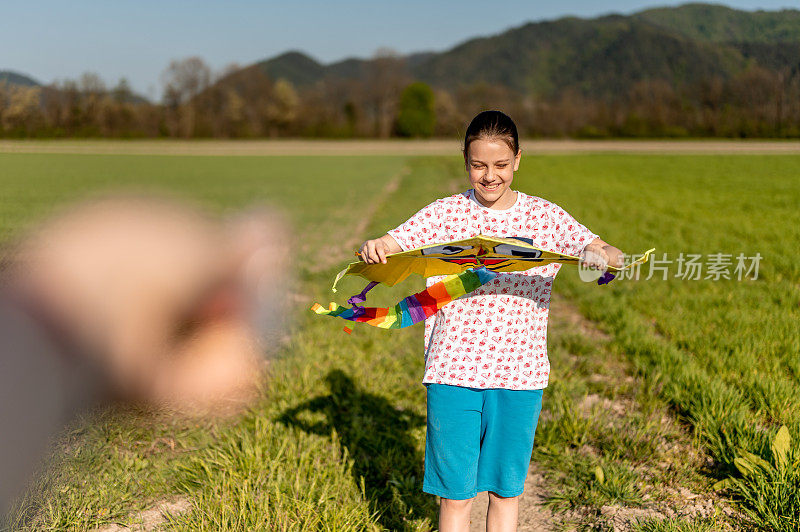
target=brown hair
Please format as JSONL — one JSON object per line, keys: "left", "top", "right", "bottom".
{"left": 463, "top": 110, "right": 520, "bottom": 158}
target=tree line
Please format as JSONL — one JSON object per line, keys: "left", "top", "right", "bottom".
{"left": 2, "top": 54, "right": 799, "bottom": 139}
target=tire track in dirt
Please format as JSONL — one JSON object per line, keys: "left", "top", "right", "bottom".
{"left": 469, "top": 464, "right": 555, "bottom": 531}
{"left": 307, "top": 165, "right": 408, "bottom": 275}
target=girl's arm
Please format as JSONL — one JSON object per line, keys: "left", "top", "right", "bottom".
{"left": 581, "top": 237, "right": 624, "bottom": 270}
{"left": 359, "top": 234, "right": 403, "bottom": 264}
{"left": 361, "top": 198, "right": 442, "bottom": 264}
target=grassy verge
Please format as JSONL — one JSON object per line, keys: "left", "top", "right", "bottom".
{"left": 535, "top": 294, "right": 735, "bottom": 530}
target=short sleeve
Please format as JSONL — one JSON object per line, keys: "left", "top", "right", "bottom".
{"left": 387, "top": 200, "right": 442, "bottom": 252}
{"left": 545, "top": 202, "right": 599, "bottom": 256}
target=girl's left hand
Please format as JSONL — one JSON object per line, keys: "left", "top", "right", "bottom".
{"left": 580, "top": 245, "right": 609, "bottom": 271}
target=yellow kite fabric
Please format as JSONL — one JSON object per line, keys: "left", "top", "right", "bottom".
{"left": 332, "top": 234, "right": 655, "bottom": 292}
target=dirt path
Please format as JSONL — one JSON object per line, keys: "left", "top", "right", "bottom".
{"left": 92, "top": 498, "right": 190, "bottom": 531}
{"left": 2, "top": 139, "right": 800, "bottom": 156}
{"left": 469, "top": 464, "right": 555, "bottom": 531}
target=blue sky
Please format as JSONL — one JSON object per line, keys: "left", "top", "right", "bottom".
{"left": 2, "top": 1, "right": 796, "bottom": 98}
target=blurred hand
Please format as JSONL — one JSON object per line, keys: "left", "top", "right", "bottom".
{"left": 4, "top": 195, "right": 291, "bottom": 414}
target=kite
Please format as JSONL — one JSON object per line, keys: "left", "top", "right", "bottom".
{"left": 312, "top": 234, "right": 654, "bottom": 332}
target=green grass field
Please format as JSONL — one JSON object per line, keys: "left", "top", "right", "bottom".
{"left": 1, "top": 150, "right": 798, "bottom": 531}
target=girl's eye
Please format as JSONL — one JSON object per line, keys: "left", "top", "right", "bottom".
{"left": 496, "top": 164, "right": 507, "bottom": 168}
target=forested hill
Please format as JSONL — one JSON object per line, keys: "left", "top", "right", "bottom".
{"left": 256, "top": 3, "right": 800, "bottom": 99}
{"left": 633, "top": 3, "right": 800, "bottom": 43}
{"left": 0, "top": 71, "right": 41, "bottom": 87}
{"left": 410, "top": 15, "right": 748, "bottom": 98}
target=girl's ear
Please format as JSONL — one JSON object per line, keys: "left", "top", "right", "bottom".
{"left": 513, "top": 149, "right": 522, "bottom": 171}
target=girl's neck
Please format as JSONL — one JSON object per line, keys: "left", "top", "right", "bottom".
{"left": 472, "top": 189, "right": 518, "bottom": 211}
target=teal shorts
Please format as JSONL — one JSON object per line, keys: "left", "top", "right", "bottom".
{"left": 423, "top": 383, "right": 544, "bottom": 500}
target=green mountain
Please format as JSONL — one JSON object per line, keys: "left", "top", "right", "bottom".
{"left": 257, "top": 51, "right": 436, "bottom": 86}
{"left": 258, "top": 51, "right": 326, "bottom": 86}
{"left": 412, "top": 15, "right": 747, "bottom": 97}
{"left": 0, "top": 71, "right": 41, "bottom": 87}
{"left": 633, "top": 3, "right": 800, "bottom": 43}
{"left": 252, "top": 3, "right": 800, "bottom": 99}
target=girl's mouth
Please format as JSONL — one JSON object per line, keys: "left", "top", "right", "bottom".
{"left": 481, "top": 182, "right": 501, "bottom": 191}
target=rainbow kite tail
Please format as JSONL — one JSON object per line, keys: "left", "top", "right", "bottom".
{"left": 311, "top": 267, "right": 497, "bottom": 329}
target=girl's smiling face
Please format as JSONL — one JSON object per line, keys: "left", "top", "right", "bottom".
{"left": 465, "top": 138, "right": 521, "bottom": 210}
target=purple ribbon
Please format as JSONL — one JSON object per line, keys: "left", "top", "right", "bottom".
{"left": 597, "top": 272, "right": 616, "bottom": 285}
{"left": 346, "top": 281, "right": 379, "bottom": 318}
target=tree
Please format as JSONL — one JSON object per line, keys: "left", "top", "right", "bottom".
{"left": 212, "top": 65, "right": 274, "bottom": 136}
{"left": 160, "top": 57, "right": 211, "bottom": 105}
{"left": 0, "top": 83, "right": 42, "bottom": 135}
{"left": 365, "top": 48, "right": 409, "bottom": 138}
{"left": 265, "top": 79, "right": 299, "bottom": 136}
{"left": 160, "top": 57, "right": 212, "bottom": 137}
{"left": 395, "top": 82, "right": 436, "bottom": 137}
{"left": 433, "top": 89, "right": 464, "bottom": 137}
{"left": 112, "top": 78, "right": 133, "bottom": 103}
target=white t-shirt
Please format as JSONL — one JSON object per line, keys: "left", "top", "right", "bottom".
{"left": 387, "top": 189, "right": 598, "bottom": 390}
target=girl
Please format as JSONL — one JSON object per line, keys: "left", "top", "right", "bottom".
{"left": 360, "top": 110, "right": 623, "bottom": 531}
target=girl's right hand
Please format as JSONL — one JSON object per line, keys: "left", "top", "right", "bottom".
{"left": 359, "top": 237, "right": 390, "bottom": 264}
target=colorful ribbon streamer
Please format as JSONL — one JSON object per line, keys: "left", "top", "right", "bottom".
{"left": 311, "top": 267, "right": 497, "bottom": 329}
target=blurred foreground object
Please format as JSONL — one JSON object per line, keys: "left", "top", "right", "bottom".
{"left": 0, "top": 195, "right": 291, "bottom": 513}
